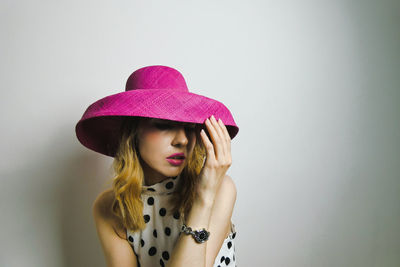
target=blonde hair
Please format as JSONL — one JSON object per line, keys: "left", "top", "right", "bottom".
{"left": 110, "top": 116, "right": 206, "bottom": 232}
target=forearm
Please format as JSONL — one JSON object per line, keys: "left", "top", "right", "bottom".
{"left": 167, "top": 115, "right": 231, "bottom": 266}
{"left": 166, "top": 197, "right": 214, "bottom": 267}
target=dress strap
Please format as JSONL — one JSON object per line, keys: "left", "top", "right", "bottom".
{"left": 228, "top": 221, "right": 237, "bottom": 239}
{"left": 230, "top": 221, "right": 236, "bottom": 233}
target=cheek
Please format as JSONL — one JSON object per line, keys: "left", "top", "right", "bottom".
{"left": 142, "top": 132, "right": 160, "bottom": 146}
{"left": 146, "top": 131, "right": 161, "bottom": 142}
{"left": 141, "top": 131, "right": 162, "bottom": 152}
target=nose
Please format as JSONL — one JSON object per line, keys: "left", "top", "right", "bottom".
{"left": 171, "top": 126, "right": 190, "bottom": 147}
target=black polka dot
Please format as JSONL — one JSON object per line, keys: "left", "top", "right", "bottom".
{"left": 128, "top": 236, "right": 134, "bottom": 242}
{"left": 165, "top": 181, "right": 174, "bottom": 189}
{"left": 159, "top": 208, "right": 166, "bottom": 216}
{"left": 160, "top": 258, "right": 165, "bottom": 267}
{"left": 227, "top": 241, "right": 232, "bottom": 249}
{"left": 140, "top": 239, "right": 145, "bottom": 247}
{"left": 153, "top": 229, "right": 158, "bottom": 238}
{"left": 164, "top": 227, "right": 171, "bottom": 236}
{"left": 162, "top": 251, "right": 170, "bottom": 260}
{"left": 225, "top": 257, "right": 231, "bottom": 265}
{"left": 173, "top": 211, "right": 180, "bottom": 220}
{"left": 232, "top": 232, "right": 236, "bottom": 239}
{"left": 147, "top": 188, "right": 156, "bottom": 192}
{"left": 220, "top": 256, "right": 225, "bottom": 263}
{"left": 147, "top": 197, "right": 154, "bottom": 205}
{"left": 144, "top": 214, "right": 150, "bottom": 223}
{"left": 148, "top": 246, "right": 157, "bottom": 256}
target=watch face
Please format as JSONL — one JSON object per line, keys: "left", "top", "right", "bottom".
{"left": 194, "top": 229, "right": 209, "bottom": 243}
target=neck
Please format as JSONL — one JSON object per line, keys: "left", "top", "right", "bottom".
{"left": 139, "top": 157, "right": 169, "bottom": 186}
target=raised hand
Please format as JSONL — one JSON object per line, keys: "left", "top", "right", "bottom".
{"left": 196, "top": 115, "right": 232, "bottom": 205}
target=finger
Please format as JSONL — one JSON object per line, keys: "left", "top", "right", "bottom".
{"left": 217, "top": 118, "right": 231, "bottom": 151}
{"left": 210, "top": 115, "right": 227, "bottom": 159}
{"left": 205, "top": 117, "right": 223, "bottom": 160}
{"left": 218, "top": 119, "right": 232, "bottom": 166}
{"left": 217, "top": 118, "right": 232, "bottom": 166}
{"left": 200, "top": 128, "right": 216, "bottom": 163}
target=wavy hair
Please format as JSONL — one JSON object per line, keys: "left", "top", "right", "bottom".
{"left": 110, "top": 116, "right": 206, "bottom": 232}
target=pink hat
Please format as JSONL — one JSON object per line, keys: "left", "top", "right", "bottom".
{"left": 75, "top": 65, "right": 239, "bottom": 157}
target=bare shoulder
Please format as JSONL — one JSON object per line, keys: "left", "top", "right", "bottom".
{"left": 92, "top": 189, "right": 137, "bottom": 266}
{"left": 92, "top": 189, "right": 126, "bottom": 240}
{"left": 93, "top": 189, "right": 116, "bottom": 224}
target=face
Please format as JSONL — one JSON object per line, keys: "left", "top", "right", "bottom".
{"left": 136, "top": 118, "right": 197, "bottom": 185}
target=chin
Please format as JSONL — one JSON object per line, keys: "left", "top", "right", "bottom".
{"left": 163, "top": 164, "right": 186, "bottom": 175}
{"left": 163, "top": 168, "right": 183, "bottom": 177}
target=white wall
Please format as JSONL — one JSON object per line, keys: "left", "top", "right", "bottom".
{"left": 1, "top": 0, "right": 399, "bottom": 266}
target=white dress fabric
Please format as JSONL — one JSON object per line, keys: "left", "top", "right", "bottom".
{"left": 126, "top": 174, "right": 237, "bottom": 267}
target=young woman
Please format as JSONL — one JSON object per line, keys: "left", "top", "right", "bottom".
{"left": 75, "top": 65, "right": 239, "bottom": 267}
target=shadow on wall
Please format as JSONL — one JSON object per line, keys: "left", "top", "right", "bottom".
{"left": 56, "top": 123, "right": 114, "bottom": 267}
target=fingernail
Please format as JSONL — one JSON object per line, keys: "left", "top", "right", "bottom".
{"left": 211, "top": 115, "right": 215, "bottom": 120}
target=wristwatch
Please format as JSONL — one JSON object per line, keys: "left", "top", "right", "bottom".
{"left": 180, "top": 224, "right": 210, "bottom": 243}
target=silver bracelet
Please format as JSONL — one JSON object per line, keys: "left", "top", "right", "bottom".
{"left": 180, "top": 223, "right": 210, "bottom": 243}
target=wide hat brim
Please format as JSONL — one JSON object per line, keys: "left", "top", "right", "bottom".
{"left": 75, "top": 89, "right": 239, "bottom": 157}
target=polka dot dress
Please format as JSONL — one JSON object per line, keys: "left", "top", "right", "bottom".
{"left": 126, "top": 174, "right": 237, "bottom": 267}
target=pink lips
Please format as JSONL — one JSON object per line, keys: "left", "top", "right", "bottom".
{"left": 166, "top": 153, "right": 185, "bottom": 166}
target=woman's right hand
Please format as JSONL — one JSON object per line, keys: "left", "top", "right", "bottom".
{"left": 196, "top": 115, "right": 232, "bottom": 205}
